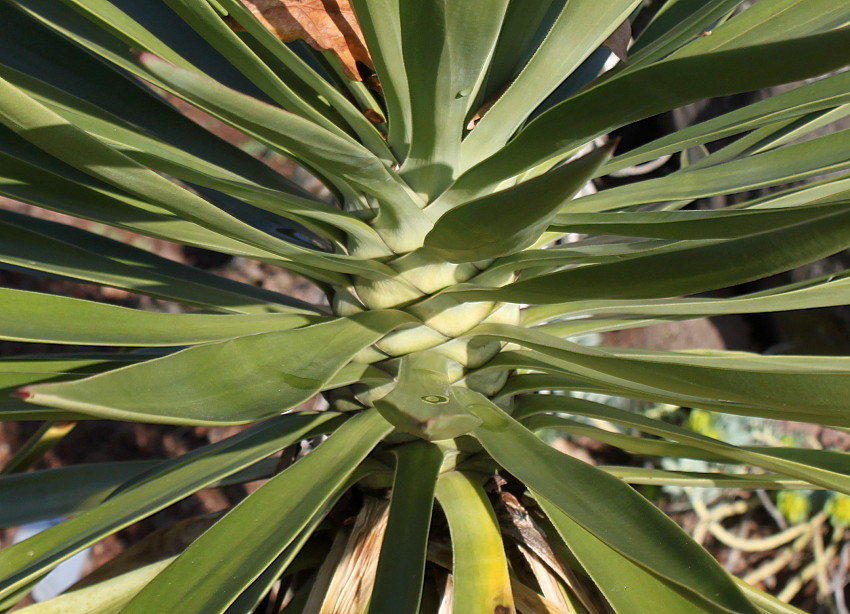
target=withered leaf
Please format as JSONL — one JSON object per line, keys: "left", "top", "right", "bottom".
{"left": 362, "top": 108, "right": 385, "bottom": 124}
{"left": 466, "top": 82, "right": 509, "bottom": 131}
{"left": 238, "top": 0, "right": 373, "bottom": 81}
{"left": 603, "top": 18, "right": 631, "bottom": 62}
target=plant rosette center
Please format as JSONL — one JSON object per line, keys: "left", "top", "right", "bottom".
{"left": 330, "top": 253, "right": 519, "bottom": 441}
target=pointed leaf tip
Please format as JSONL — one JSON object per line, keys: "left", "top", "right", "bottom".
{"left": 14, "top": 388, "right": 32, "bottom": 401}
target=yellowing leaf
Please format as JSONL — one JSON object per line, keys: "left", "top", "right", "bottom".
{"left": 238, "top": 0, "right": 373, "bottom": 80}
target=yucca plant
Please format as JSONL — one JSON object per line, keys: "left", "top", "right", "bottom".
{"left": 2, "top": 0, "right": 850, "bottom": 612}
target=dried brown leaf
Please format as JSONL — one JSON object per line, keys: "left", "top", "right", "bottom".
{"left": 499, "top": 493, "right": 600, "bottom": 613}
{"left": 603, "top": 18, "right": 631, "bottom": 62}
{"left": 303, "top": 497, "right": 389, "bottom": 614}
{"left": 510, "top": 578, "right": 570, "bottom": 614}
{"left": 238, "top": 0, "right": 373, "bottom": 80}
{"left": 362, "top": 108, "right": 385, "bottom": 124}
{"left": 466, "top": 82, "right": 510, "bottom": 130}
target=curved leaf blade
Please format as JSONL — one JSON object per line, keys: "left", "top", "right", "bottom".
{"left": 537, "top": 497, "right": 713, "bottom": 614}
{"left": 552, "top": 201, "right": 850, "bottom": 240}
{"left": 0, "top": 2, "right": 312, "bottom": 198}
{"left": 0, "top": 74, "right": 379, "bottom": 281}
{"left": 0, "top": 147, "right": 292, "bottom": 262}
{"left": 573, "top": 129, "right": 850, "bottom": 213}
{"left": 522, "top": 271, "right": 850, "bottom": 325}
{"left": 14, "top": 558, "right": 174, "bottom": 614}
{"left": 119, "top": 408, "right": 391, "bottom": 614}
{"left": 602, "top": 70, "right": 850, "bottom": 175}
{"left": 523, "top": 402, "right": 850, "bottom": 494}
{"left": 434, "top": 470, "right": 514, "bottom": 614}
{"left": 424, "top": 144, "right": 613, "bottom": 261}
{"left": 397, "top": 0, "right": 510, "bottom": 197}
{"left": 349, "top": 0, "right": 411, "bottom": 158}
{"left": 0, "top": 210, "right": 316, "bottom": 315}
{"left": 468, "top": 324, "right": 850, "bottom": 427}
{"left": 441, "top": 28, "right": 850, "bottom": 206}
{"left": 0, "top": 412, "right": 339, "bottom": 601}
{"left": 462, "top": 0, "right": 640, "bottom": 166}
{"left": 216, "top": 0, "right": 394, "bottom": 159}
{"left": 0, "top": 289, "right": 321, "bottom": 346}
{"left": 671, "top": 0, "right": 850, "bottom": 57}
{"left": 456, "top": 202, "right": 850, "bottom": 304}
{"left": 0, "top": 461, "right": 156, "bottom": 529}
{"left": 369, "top": 442, "right": 443, "bottom": 614}
{"left": 458, "top": 389, "right": 756, "bottom": 614}
{"left": 20, "top": 311, "right": 413, "bottom": 424}
{"left": 136, "top": 51, "right": 430, "bottom": 252}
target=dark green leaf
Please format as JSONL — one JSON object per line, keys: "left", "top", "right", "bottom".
{"left": 459, "top": 389, "right": 756, "bottom": 614}
{"left": 0, "top": 412, "right": 339, "bottom": 600}
{"left": 0, "top": 288, "right": 320, "bottom": 345}
{"left": 440, "top": 28, "right": 850, "bottom": 206}
{"left": 369, "top": 442, "right": 443, "bottom": 614}
{"left": 120, "top": 408, "right": 391, "bottom": 614}
{"left": 456, "top": 202, "right": 850, "bottom": 304}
